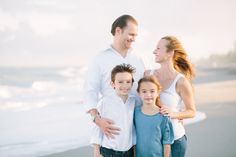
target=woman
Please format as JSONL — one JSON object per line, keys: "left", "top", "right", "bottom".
{"left": 146, "top": 36, "right": 196, "bottom": 157}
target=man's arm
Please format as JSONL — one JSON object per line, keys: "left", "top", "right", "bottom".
{"left": 88, "top": 108, "right": 120, "bottom": 139}
{"left": 84, "top": 60, "right": 120, "bottom": 137}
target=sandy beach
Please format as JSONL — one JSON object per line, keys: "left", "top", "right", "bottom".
{"left": 41, "top": 67, "right": 236, "bottom": 157}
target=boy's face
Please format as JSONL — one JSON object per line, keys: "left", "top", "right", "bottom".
{"left": 111, "top": 72, "right": 133, "bottom": 97}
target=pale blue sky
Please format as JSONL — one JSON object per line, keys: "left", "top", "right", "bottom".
{"left": 0, "top": 0, "right": 236, "bottom": 67}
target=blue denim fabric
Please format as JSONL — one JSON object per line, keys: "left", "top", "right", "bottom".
{"left": 171, "top": 135, "right": 187, "bottom": 157}
{"left": 100, "top": 146, "right": 134, "bottom": 157}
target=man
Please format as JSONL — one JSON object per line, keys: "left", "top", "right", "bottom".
{"left": 84, "top": 14, "right": 145, "bottom": 138}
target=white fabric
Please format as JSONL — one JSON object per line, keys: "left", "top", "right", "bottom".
{"left": 90, "top": 94, "right": 136, "bottom": 151}
{"left": 84, "top": 45, "right": 145, "bottom": 111}
{"left": 149, "top": 69, "right": 155, "bottom": 75}
{"left": 160, "top": 73, "right": 186, "bottom": 140}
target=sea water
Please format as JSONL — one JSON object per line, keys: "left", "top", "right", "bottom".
{"left": 0, "top": 66, "right": 93, "bottom": 157}
{"left": 0, "top": 66, "right": 206, "bottom": 157}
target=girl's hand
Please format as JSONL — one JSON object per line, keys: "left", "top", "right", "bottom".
{"left": 160, "top": 105, "right": 173, "bottom": 118}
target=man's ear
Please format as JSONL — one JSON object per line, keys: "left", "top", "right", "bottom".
{"left": 115, "top": 27, "right": 122, "bottom": 35}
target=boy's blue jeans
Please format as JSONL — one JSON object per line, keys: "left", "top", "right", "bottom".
{"left": 100, "top": 146, "right": 134, "bottom": 157}
{"left": 171, "top": 135, "right": 187, "bottom": 157}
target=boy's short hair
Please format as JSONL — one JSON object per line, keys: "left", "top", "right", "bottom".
{"left": 111, "top": 64, "right": 136, "bottom": 82}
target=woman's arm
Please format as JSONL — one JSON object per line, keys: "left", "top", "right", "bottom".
{"left": 172, "top": 77, "right": 196, "bottom": 119}
{"left": 160, "top": 77, "right": 196, "bottom": 119}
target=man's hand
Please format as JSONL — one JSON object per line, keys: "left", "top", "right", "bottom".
{"left": 95, "top": 116, "right": 120, "bottom": 139}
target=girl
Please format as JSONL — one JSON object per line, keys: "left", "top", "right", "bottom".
{"left": 134, "top": 76, "right": 174, "bottom": 157}
{"left": 149, "top": 36, "right": 196, "bottom": 157}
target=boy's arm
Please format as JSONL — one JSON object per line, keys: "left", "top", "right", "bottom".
{"left": 163, "top": 144, "right": 171, "bottom": 157}
{"left": 93, "top": 144, "right": 102, "bottom": 157}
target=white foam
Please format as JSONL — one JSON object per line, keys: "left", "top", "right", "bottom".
{"left": 32, "top": 81, "right": 59, "bottom": 92}
{"left": 0, "top": 103, "right": 92, "bottom": 157}
{"left": 58, "top": 67, "right": 87, "bottom": 78}
{"left": 0, "top": 85, "right": 33, "bottom": 100}
{"left": 184, "top": 111, "right": 207, "bottom": 125}
{"left": 0, "top": 101, "right": 48, "bottom": 111}
{"left": 0, "top": 86, "right": 12, "bottom": 98}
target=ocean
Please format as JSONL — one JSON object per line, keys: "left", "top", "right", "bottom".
{"left": 0, "top": 66, "right": 93, "bottom": 157}
{"left": 0, "top": 66, "right": 206, "bottom": 157}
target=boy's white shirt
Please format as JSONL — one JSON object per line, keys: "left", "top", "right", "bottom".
{"left": 90, "top": 92, "right": 136, "bottom": 151}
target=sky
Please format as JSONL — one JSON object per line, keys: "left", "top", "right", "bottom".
{"left": 0, "top": 0, "right": 236, "bottom": 67}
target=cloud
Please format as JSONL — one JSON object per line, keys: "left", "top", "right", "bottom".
{"left": 27, "top": 12, "right": 76, "bottom": 37}
{"left": 0, "top": 9, "right": 19, "bottom": 31}
{"left": 0, "top": 0, "right": 236, "bottom": 67}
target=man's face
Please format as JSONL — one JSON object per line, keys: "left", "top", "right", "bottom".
{"left": 119, "top": 21, "right": 138, "bottom": 50}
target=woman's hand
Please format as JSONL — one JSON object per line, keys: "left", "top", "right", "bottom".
{"left": 160, "top": 105, "right": 173, "bottom": 118}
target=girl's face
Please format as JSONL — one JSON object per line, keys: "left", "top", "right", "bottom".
{"left": 153, "top": 39, "right": 170, "bottom": 63}
{"left": 111, "top": 72, "right": 133, "bottom": 97}
{"left": 138, "top": 82, "right": 159, "bottom": 105}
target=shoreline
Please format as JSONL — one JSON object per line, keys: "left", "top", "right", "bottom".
{"left": 39, "top": 146, "right": 93, "bottom": 157}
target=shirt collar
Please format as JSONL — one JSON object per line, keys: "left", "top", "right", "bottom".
{"left": 107, "top": 45, "right": 133, "bottom": 58}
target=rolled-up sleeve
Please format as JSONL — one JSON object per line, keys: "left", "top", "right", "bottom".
{"left": 90, "top": 101, "right": 104, "bottom": 145}
{"left": 83, "top": 58, "right": 102, "bottom": 112}
{"left": 162, "top": 117, "right": 174, "bottom": 145}
{"left": 90, "top": 124, "right": 103, "bottom": 145}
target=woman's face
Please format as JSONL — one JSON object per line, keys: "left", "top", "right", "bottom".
{"left": 153, "top": 39, "right": 169, "bottom": 63}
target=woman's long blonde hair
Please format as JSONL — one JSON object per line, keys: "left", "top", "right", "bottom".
{"left": 162, "top": 36, "right": 195, "bottom": 81}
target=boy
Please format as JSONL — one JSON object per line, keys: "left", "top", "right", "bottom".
{"left": 91, "top": 64, "right": 136, "bottom": 157}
